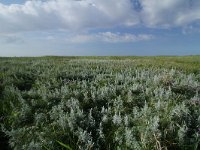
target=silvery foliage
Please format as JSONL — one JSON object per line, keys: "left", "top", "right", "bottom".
{"left": 1, "top": 59, "right": 199, "bottom": 150}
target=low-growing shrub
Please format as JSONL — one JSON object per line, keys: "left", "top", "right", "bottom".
{"left": 0, "top": 57, "right": 199, "bottom": 150}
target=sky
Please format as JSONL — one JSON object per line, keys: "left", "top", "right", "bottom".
{"left": 0, "top": 0, "right": 200, "bottom": 56}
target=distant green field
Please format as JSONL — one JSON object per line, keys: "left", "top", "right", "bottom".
{"left": 0, "top": 56, "right": 199, "bottom": 150}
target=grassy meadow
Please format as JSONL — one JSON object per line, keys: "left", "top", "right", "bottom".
{"left": 0, "top": 56, "right": 199, "bottom": 150}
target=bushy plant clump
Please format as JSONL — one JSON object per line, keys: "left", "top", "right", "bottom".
{"left": 0, "top": 57, "right": 199, "bottom": 150}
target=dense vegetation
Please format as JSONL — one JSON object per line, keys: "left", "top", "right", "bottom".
{"left": 0, "top": 56, "right": 200, "bottom": 150}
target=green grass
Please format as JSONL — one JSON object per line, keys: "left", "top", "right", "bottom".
{"left": 0, "top": 55, "right": 199, "bottom": 150}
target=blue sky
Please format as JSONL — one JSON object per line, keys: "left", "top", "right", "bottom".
{"left": 0, "top": 0, "right": 200, "bottom": 56}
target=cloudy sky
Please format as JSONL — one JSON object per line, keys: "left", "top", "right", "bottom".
{"left": 0, "top": 0, "right": 200, "bottom": 56}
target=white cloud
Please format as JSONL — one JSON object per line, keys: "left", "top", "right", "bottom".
{"left": 98, "top": 32, "right": 154, "bottom": 43}
{"left": 0, "top": 0, "right": 138, "bottom": 33}
{"left": 68, "top": 34, "right": 95, "bottom": 43}
{"left": 0, "top": 0, "right": 199, "bottom": 34}
{"left": 67, "top": 32, "right": 154, "bottom": 43}
{"left": 140, "top": 0, "right": 200, "bottom": 27}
